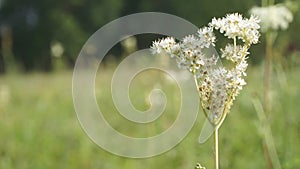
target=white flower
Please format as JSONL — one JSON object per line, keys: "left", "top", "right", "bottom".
{"left": 182, "top": 35, "right": 198, "bottom": 47}
{"left": 151, "top": 13, "right": 260, "bottom": 124}
{"left": 150, "top": 37, "right": 176, "bottom": 54}
{"left": 239, "top": 15, "right": 261, "bottom": 44}
{"left": 235, "top": 57, "right": 248, "bottom": 76}
{"left": 212, "top": 13, "right": 243, "bottom": 39}
{"left": 221, "top": 44, "right": 250, "bottom": 63}
{"left": 250, "top": 4, "right": 293, "bottom": 32}
{"left": 209, "top": 17, "right": 224, "bottom": 31}
{"left": 221, "top": 44, "right": 235, "bottom": 61}
{"left": 197, "top": 26, "right": 216, "bottom": 47}
{"left": 150, "top": 40, "right": 162, "bottom": 54}
{"left": 210, "top": 13, "right": 260, "bottom": 44}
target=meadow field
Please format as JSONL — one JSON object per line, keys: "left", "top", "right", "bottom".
{"left": 0, "top": 63, "right": 299, "bottom": 169}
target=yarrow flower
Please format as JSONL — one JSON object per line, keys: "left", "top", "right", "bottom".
{"left": 151, "top": 13, "right": 260, "bottom": 124}
{"left": 250, "top": 4, "right": 293, "bottom": 32}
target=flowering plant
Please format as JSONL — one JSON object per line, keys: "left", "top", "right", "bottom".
{"left": 249, "top": 3, "right": 294, "bottom": 169}
{"left": 250, "top": 4, "right": 293, "bottom": 32}
{"left": 151, "top": 13, "right": 260, "bottom": 169}
{"left": 152, "top": 13, "right": 260, "bottom": 126}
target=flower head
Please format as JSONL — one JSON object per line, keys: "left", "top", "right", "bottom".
{"left": 151, "top": 13, "right": 260, "bottom": 124}
{"left": 197, "top": 26, "right": 216, "bottom": 47}
{"left": 210, "top": 13, "right": 260, "bottom": 44}
{"left": 250, "top": 4, "right": 293, "bottom": 32}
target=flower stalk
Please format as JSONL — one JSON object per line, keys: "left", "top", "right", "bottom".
{"left": 214, "top": 128, "right": 219, "bottom": 169}
{"left": 264, "top": 31, "right": 273, "bottom": 116}
{"left": 250, "top": 2, "right": 293, "bottom": 169}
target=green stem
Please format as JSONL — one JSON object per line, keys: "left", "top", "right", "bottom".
{"left": 264, "top": 124, "right": 282, "bottom": 169}
{"left": 262, "top": 31, "right": 273, "bottom": 169}
{"left": 214, "top": 128, "right": 219, "bottom": 169}
{"left": 233, "top": 37, "right": 237, "bottom": 57}
{"left": 215, "top": 89, "right": 235, "bottom": 128}
{"left": 264, "top": 32, "right": 272, "bottom": 117}
{"left": 252, "top": 98, "right": 282, "bottom": 169}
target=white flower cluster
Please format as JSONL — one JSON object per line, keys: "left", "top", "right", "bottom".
{"left": 210, "top": 13, "right": 260, "bottom": 44}
{"left": 151, "top": 13, "right": 260, "bottom": 124}
{"left": 250, "top": 5, "right": 293, "bottom": 32}
{"left": 151, "top": 33, "right": 218, "bottom": 73}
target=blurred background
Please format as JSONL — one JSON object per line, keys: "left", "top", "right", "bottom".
{"left": 0, "top": 0, "right": 299, "bottom": 168}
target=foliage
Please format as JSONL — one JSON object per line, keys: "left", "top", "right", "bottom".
{"left": 0, "top": 66, "right": 299, "bottom": 168}
{"left": 0, "top": 0, "right": 299, "bottom": 72}
{"left": 0, "top": 0, "right": 123, "bottom": 71}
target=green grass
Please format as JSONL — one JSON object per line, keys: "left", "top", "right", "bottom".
{"left": 0, "top": 65, "right": 299, "bottom": 169}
